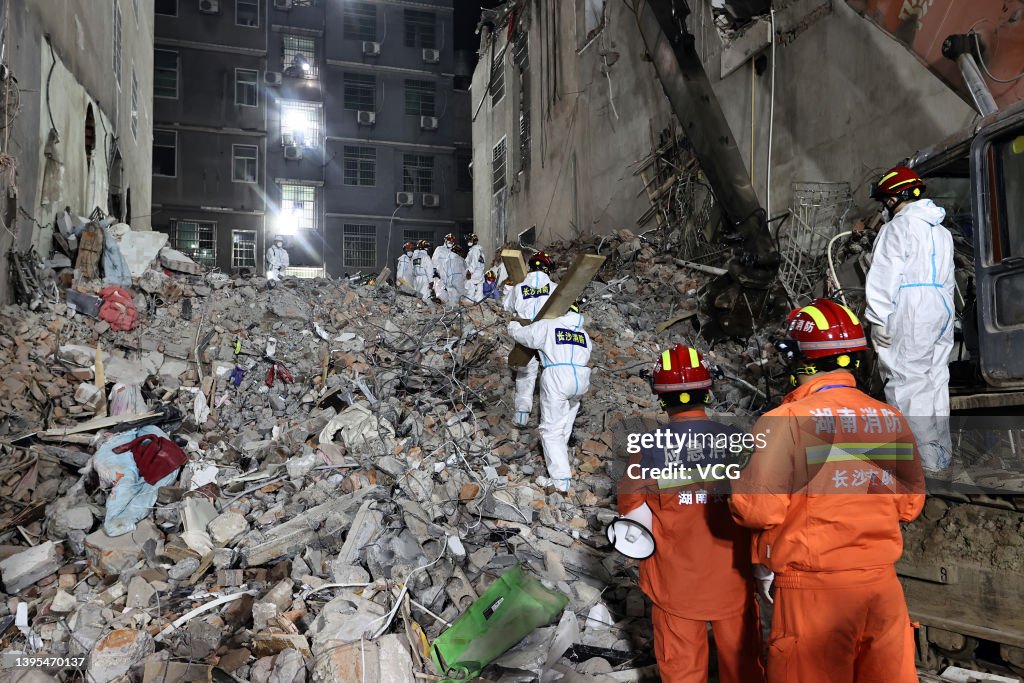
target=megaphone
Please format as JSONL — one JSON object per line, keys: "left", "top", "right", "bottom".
{"left": 606, "top": 502, "right": 656, "bottom": 559}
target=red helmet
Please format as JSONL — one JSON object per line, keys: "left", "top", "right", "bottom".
{"left": 468, "top": 233, "right": 479, "bottom": 245}
{"left": 417, "top": 239, "right": 430, "bottom": 250}
{"left": 485, "top": 271, "right": 497, "bottom": 282}
{"left": 652, "top": 345, "right": 712, "bottom": 393}
{"left": 528, "top": 251, "right": 553, "bottom": 272}
{"left": 870, "top": 165, "right": 925, "bottom": 203}
{"left": 444, "top": 233, "right": 457, "bottom": 244}
{"left": 784, "top": 298, "right": 867, "bottom": 360}
{"left": 402, "top": 241, "right": 415, "bottom": 252}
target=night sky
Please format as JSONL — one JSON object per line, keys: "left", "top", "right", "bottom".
{"left": 453, "top": 0, "right": 505, "bottom": 52}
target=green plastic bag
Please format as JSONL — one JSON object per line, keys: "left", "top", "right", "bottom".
{"left": 430, "top": 564, "right": 570, "bottom": 680}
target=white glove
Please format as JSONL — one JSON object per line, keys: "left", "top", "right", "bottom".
{"left": 752, "top": 564, "right": 774, "bottom": 604}
{"left": 872, "top": 324, "right": 894, "bottom": 349}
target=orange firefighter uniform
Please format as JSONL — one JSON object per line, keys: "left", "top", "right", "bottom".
{"left": 619, "top": 410, "right": 765, "bottom": 683}
{"left": 729, "top": 371, "right": 926, "bottom": 683}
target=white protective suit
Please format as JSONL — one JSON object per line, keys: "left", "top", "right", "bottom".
{"left": 508, "top": 310, "right": 591, "bottom": 487}
{"left": 432, "top": 244, "right": 465, "bottom": 306}
{"left": 503, "top": 271, "right": 557, "bottom": 426}
{"left": 266, "top": 243, "right": 290, "bottom": 280}
{"left": 396, "top": 252, "right": 415, "bottom": 294}
{"left": 865, "top": 198, "right": 954, "bottom": 470}
{"left": 465, "top": 243, "right": 486, "bottom": 302}
{"left": 411, "top": 248, "right": 433, "bottom": 302}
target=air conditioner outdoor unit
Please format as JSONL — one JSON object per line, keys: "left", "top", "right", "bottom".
{"left": 422, "top": 49, "right": 440, "bottom": 64}
{"left": 357, "top": 111, "right": 376, "bottom": 126}
{"left": 264, "top": 71, "right": 282, "bottom": 86}
{"left": 422, "top": 193, "right": 440, "bottom": 208}
{"left": 274, "top": 0, "right": 293, "bottom": 10}
{"left": 284, "top": 144, "right": 303, "bottom": 160}
{"left": 396, "top": 192, "right": 414, "bottom": 207}
{"left": 420, "top": 116, "right": 438, "bottom": 131}
{"left": 362, "top": 41, "right": 381, "bottom": 57}
{"left": 198, "top": 0, "right": 220, "bottom": 14}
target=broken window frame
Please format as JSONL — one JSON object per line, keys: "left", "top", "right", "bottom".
{"left": 344, "top": 1, "right": 377, "bottom": 41}
{"left": 113, "top": 0, "right": 122, "bottom": 86}
{"left": 236, "top": 0, "right": 259, "bottom": 28}
{"left": 343, "top": 146, "right": 376, "bottom": 187}
{"left": 279, "top": 100, "right": 322, "bottom": 148}
{"left": 232, "top": 144, "right": 259, "bottom": 184}
{"left": 404, "top": 9, "right": 437, "bottom": 49}
{"left": 343, "top": 223, "right": 377, "bottom": 268}
{"left": 490, "top": 47, "right": 506, "bottom": 107}
{"left": 282, "top": 35, "right": 318, "bottom": 79}
{"left": 235, "top": 69, "right": 258, "bottom": 107}
{"left": 402, "top": 154, "right": 434, "bottom": 194}
{"left": 231, "top": 230, "right": 258, "bottom": 269}
{"left": 131, "top": 69, "right": 138, "bottom": 140}
{"left": 343, "top": 73, "right": 376, "bottom": 111}
{"left": 280, "top": 183, "right": 318, "bottom": 232}
{"left": 153, "top": 130, "right": 177, "bottom": 177}
{"left": 154, "top": 49, "right": 178, "bottom": 99}
{"left": 404, "top": 80, "right": 436, "bottom": 117}
{"left": 155, "top": 0, "right": 177, "bottom": 16}
{"left": 492, "top": 136, "right": 507, "bottom": 195}
{"left": 173, "top": 220, "right": 217, "bottom": 267}
{"left": 577, "top": 0, "right": 607, "bottom": 50}
{"left": 514, "top": 31, "right": 530, "bottom": 173}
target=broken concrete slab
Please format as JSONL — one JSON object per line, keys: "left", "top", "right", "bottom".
{"left": 0, "top": 541, "right": 60, "bottom": 593}
{"left": 85, "top": 520, "right": 163, "bottom": 576}
{"left": 87, "top": 629, "right": 155, "bottom": 683}
{"left": 312, "top": 634, "right": 413, "bottom": 683}
{"left": 208, "top": 511, "right": 249, "bottom": 546}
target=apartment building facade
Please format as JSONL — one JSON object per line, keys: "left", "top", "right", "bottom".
{"left": 152, "top": 0, "right": 472, "bottom": 277}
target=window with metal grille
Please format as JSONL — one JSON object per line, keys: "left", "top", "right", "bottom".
{"left": 519, "top": 113, "right": 530, "bottom": 171}
{"left": 403, "top": 155, "right": 434, "bottom": 193}
{"left": 515, "top": 33, "right": 530, "bottom": 171}
{"left": 113, "top": 1, "right": 122, "bottom": 85}
{"left": 232, "top": 230, "right": 257, "bottom": 269}
{"left": 404, "top": 80, "right": 435, "bottom": 116}
{"left": 280, "top": 100, "right": 321, "bottom": 148}
{"left": 280, "top": 184, "right": 317, "bottom": 231}
{"left": 233, "top": 145, "right": 258, "bottom": 183}
{"left": 343, "top": 73, "right": 376, "bottom": 111}
{"left": 514, "top": 32, "right": 529, "bottom": 69}
{"left": 343, "top": 146, "right": 376, "bottom": 186}
{"left": 131, "top": 70, "right": 138, "bottom": 139}
{"left": 490, "top": 48, "right": 505, "bottom": 106}
{"left": 236, "top": 0, "right": 258, "bottom": 27}
{"left": 344, "top": 2, "right": 376, "bottom": 41}
{"left": 343, "top": 224, "right": 377, "bottom": 268}
{"left": 403, "top": 229, "right": 433, "bottom": 245}
{"left": 153, "top": 130, "right": 177, "bottom": 177}
{"left": 235, "top": 69, "right": 258, "bottom": 106}
{"left": 492, "top": 137, "right": 507, "bottom": 194}
{"left": 283, "top": 35, "right": 317, "bottom": 78}
{"left": 456, "top": 152, "right": 472, "bottom": 191}
{"left": 154, "top": 50, "right": 178, "bottom": 99}
{"left": 155, "top": 0, "right": 176, "bottom": 15}
{"left": 404, "top": 9, "right": 436, "bottom": 49}
{"left": 174, "top": 221, "right": 216, "bottom": 267}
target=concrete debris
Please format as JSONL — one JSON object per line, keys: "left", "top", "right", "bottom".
{"left": 0, "top": 228, "right": 782, "bottom": 681}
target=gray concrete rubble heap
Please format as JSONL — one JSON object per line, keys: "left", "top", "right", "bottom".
{"left": 0, "top": 232, "right": 771, "bottom": 681}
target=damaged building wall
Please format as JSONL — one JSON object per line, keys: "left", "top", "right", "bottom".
{"left": 0, "top": 0, "right": 154, "bottom": 303}
{"left": 692, "top": 0, "right": 976, "bottom": 214}
{"left": 471, "top": 1, "right": 676, "bottom": 253}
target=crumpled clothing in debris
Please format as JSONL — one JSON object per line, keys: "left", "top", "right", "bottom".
{"left": 98, "top": 286, "right": 138, "bottom": 331}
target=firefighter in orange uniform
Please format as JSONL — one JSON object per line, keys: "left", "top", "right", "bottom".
{"left": 617, "top": 345, "right": 765, "bottom": 683}
{"left": 729, "top": 298, "right": 926, "bottom": 683}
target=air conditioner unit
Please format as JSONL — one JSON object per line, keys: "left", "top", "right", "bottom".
{"left": 396, "top": 192, "right": 414, "bottom": 207}
{"left": 420, "top": 116, "right": 438, "bottom": 131}
{"left": 273, "top": 0, "right": 293, "bottom": 10}
{"left": 284, "top": 144, "right": 303, "bottom": 160}
{"left": 198, "top": 0, "right": 220, "bottom": 14}
{"left": 422, "top": 48, "right": 440, "bottom": 64}
{"left": 357, "top": 111, "right": 376, "bottom": 126}
{"left": 264, "top": 71, "right": 283, "bottom": 86}
{"left": 422, "top": 193, "right": 440, "bottom": 208}
{"left": 362, "top": 41, "right": 381, "bottom": 57}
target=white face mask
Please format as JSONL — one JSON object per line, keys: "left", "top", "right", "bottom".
{"left": 881, "top": 207, "right": 891, "bottom": 223}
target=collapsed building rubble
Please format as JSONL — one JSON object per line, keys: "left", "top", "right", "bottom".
{"left": 0, "top": 212, "right": 780, "bottom": 681}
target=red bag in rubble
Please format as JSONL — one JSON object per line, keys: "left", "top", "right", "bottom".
{"left": 112, "top": 435, "right": 188, "bottom": 485}
{"left": 98, "top": 286, "right": 139, "bottom": 331}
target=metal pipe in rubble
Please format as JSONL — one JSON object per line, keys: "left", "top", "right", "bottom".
{"left": 957, "top": 52, "right": 998, "bottom": 116}
{"left": 827, "top": 230, "right": 853, "bottom": 306}
{"left": 766, "top": 8, "right": 776, "bottom": 224}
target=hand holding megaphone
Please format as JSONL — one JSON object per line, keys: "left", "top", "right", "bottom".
{"left": 606, "top": 503, "right": 656, "bottom": 560}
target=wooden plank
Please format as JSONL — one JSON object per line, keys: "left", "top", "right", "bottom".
{"left": 501, "top": 249, "right": 529, "bottom": 285}
{"left": 94, "top": 342, "right": 107, "bottom": 418}
{"left": 41, "top": 411, "right": 161, "bottom": 436}
{"left": 654, "top": 310, "right": 697, "bottom": 334}
{"left": 508, "top": 253, "right": 606, "bottom": 368}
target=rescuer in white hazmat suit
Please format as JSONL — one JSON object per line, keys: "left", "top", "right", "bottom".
{"left": 503, "top": 251, "right": 557, "bottom": 427}
{"left": 266, "top": 237, "right": 289, "bottom": 287}
{"left": 465, "top": 234, "right": 486, "bottom": 303}
{"left": 412, "top": 240, "right": 434, "bottom": 302}
{"left": 508, "top": 302, "right": 591, "bottom": 492}
{"left": 865, "top": 165, "right": 954, "bottom": 471}
{"left": 432, "top": 234, "right": 465, "bottom": 306}
{"left": 396, "top": 242, "right": 416, "bottom": 295}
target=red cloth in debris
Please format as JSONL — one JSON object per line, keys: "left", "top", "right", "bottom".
{"left": 98, "top": 286, "right": 138, "bottom": 331}
{"left": 112, "top": 435, "right": 188, "bottom": 485}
